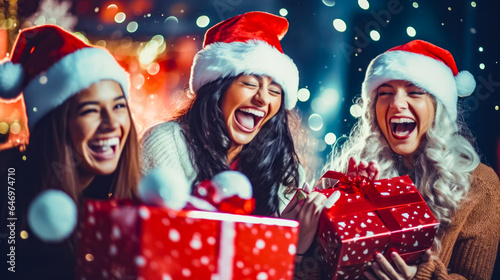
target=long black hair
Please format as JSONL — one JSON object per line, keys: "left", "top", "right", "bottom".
{"left": 178, "top": 76, "right": 300, "bottom": 216}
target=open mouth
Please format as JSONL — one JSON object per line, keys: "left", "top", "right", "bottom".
{"left": 88, "top": 137, "right": 120, "bottom": 159}
{"left": 234, "top": 107, "right": 265, "bottom": 132}
{"left": 390, "top": 117, "right": 416, "bottom": 139}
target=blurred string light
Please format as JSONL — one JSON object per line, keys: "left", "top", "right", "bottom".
{"left": 165, "top": 16, "right": 179, "bottom": 24}
{"left": 127, "top": 21, "right": 138, "bottom": 33}
{"left": 369, "top": 30, "right": 380, "bottom": 41}
{"left": 279, "top": 8, "right": 288, "bottom": 16}
{"left": 333, "top": 19, "right": 347, "bottom": 32}
{"left": 324, "top": 133, "right": 337, "bottom": 145}
{"left": 349, "top": 104, "right": 363, "bottom": 118}
{"left": 495, "top": 105, "right": 499, "bottom": 111}
{"left": 115, "top": 12, "right": 126, "bottom": 23}
{"left": 297, "top": 88, "right": 310, "bottom": 102}
{"left": 479, "top": 47, "right": 483, "bottom": 52}
{"left": 406, "top": 26, "right": 416, "bottom": 37}
{"left": 479, "top": 63, "right": 485, "bottom": 70}
{"left": 108, "top": 4, "right": 117, "bottom": 9}
{"left": 358, "top": 0, "right": 369, "bottom": 10}
{"left": 308, "top": 114, "right": 324, "bottom": 131}
{"left": 413, "top": 2, "right": 419, "bottom": 8}
{"left": 196, "top": 15, "right": 210, "bottom": 28}
{"left": 471, "top": 1, "right": 477, "bottom": 8}
{"left": 73, "top": 32, "right": 89, "bottom": 44}
{"left": 322, "top": 0, "right": 335, "bottom": 7}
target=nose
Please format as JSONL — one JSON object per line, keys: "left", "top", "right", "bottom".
{"left": 253, "top": 87, "right": 271, "bottom": 106}
{"left": 390, "top": 92, "right": 408, "bottom": 111}
{"left": 98, "top": 109, "right": 119, "bottom": 133}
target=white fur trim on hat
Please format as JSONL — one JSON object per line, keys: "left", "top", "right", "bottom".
{"left": 362, "top": 50, "right": 462, "bottom": 121}
{"left": 24, "top": 47, "right": 129, "bottom": 128}
{"left": 189, "top": 40, "right": 299, "bottom": 109}
{"left": 0, "top": 59, "right": 25, "bottom": 99}
{"left": 455, "top": 70, "right": 476, "bottom": 97}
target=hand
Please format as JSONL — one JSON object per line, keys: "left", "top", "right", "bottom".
{"left": 281, "top": 183, "right": 328, "bottom": 256}
{"left": 347, "top": 157, "right": 380, "bottom": 181}
{"left": 364, "top": 252, "right": 419, "bottom": 280}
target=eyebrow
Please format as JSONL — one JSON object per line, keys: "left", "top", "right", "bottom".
{"left": 378, "top": 83, "right": 393, "bottom": 88}
{"left": 76, "top": 96, "right": 125, "bottom": 110}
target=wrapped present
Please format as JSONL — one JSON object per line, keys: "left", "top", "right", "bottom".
{"left": 76, "top": 199, "right": 299, "bottom": 280}
{"left": 315, "top": 171, "right": 439, "bottom": 280}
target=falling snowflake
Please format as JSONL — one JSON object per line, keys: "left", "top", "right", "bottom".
{"left": 24, "top": 0, "right": 77, "bottom": 31}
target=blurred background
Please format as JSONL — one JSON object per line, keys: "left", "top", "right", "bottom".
{"left": 0, "top": 0, "right": 499, "bottom": 275}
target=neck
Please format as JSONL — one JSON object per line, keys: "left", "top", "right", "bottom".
{"left": 77, "top": 169, "right": 96, "bottom": 192}
{"left": 227, "top": 144, "right": 243, "bottom": 165}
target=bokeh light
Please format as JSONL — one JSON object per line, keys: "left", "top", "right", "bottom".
{"left": 358, "top": 0, "right": 369, "bottom": 10}
{"left": 196, "top": 15, "right": 210, "bottom": 28}
{"left": 413, "top": 2, "right": 419, "bottom": 8}
{"left": 471, "top": 1, "right": 477, "bottom": 8}
{"left": 297, "top": 88, "right": 311, "bottom": 102}
{"left": 324, "top": 133, "right": 337, "bottom": 145}
{"left": 349, "top": 104, "right": 363, "bottom": 118}
{"left": 10, "top": 121, "right": 21, "bottom": 135}
{"left": 308, "top": 114, "right": 324, "bottom": 131}
{"left": 406, "top": 26, "right": 416, "bottom": 37}
{"left": 114, "top": 12, "right": 126, "bottom": 23}
{"left": 311, "top": 88, "right": 340, "bottom": 114}
{"left": 279, "top": 8, "right": 288, "bottom": 16}
{"left": 479, "top": 47, "right": 483, "bottom": 52}
{"left": 0, "top": 122, "right": 8, "bottom": 134}
{"left": 333, "top": 19, "right": 347, "bottom": 32}
{"left": 369, "top": 30, "right": 380, "bottom": 41}
{"left": 127, "top": 21, "right": 138, "bottom": 33}
{"left": 479, "top": 63, "right": 485, "bottom": 70}
{"left": 322, "top": 0, "right": 335, "bottom": 7}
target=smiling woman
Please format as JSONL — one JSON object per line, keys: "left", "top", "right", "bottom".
{"left": 140, "top": 12, "right": 327, "bottom": 274}
{"left": 0, "top": 25, "right": 140, "bottom": 279}
{"left": 328, "top": 40, "right": 500, "bottom": 280}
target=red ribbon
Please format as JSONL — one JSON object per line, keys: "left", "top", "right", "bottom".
{"left": 192, "top": 179, "right": 255, "bottom": 214}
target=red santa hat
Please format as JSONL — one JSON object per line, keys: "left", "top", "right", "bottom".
{"left": 189, "top": 11, "right": 299, "bottom": 109}
{"left": 362, "top": 40, "right": 476, "bottom": 121}
{"left": 0, "top": 25, "right": 129, "bottom": 128}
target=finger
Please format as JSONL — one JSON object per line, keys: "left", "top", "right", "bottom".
{"left": 324, "top": 190, "right": 341, "bottom": 209}
{"left": 390, "top": 252, "right": 412, "bottom": 278}
{"left": 357, "top": 160, "right": 369, "bottom": 178}
{"left": 363, "top": 270, "right": 379, "bottom": 280}
{"left": 302, "top": 182, "right": 313, "bottom": 194}
{"left": 375, "top": 253, "right": 399, "bottom": 278}
{"left": 347, "top": 157, "right": 358, "bottom": 177}
{"left": 367, "top": 161, "right": 380, "bottom": 181}
{"left": 281, "top": 192, "right": 302, "bottom": 218}
{"left": 371, "top": 262, "right": 390, "bottom": 280}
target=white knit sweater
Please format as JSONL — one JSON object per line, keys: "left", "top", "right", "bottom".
{"left": 140, "top": 121, "right": 304, "bottom": 214}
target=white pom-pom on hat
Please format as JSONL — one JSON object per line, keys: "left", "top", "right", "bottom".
{"left": 138, "top": 167, "right": 191, "bottom": 210}
{"left": 28, "top": 189, "right": 77, "bottom": 242}
{"left": 0, "top": 59, "right": 24, "bottom": 99}
{"left": 211, "top": 171, "right": 253, "bottom": 200}
{"left": 455, "top": 70, "right": 476, "bottom": 97}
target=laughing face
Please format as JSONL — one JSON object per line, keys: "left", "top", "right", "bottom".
{"left": 375, "top": 80, "right": 435, "bottom": 158}
{"left": 68, "top": 80, "right": 131, "bottom": 178}
{"left": 222, "top": 75, "right": 282, "bottom": 150}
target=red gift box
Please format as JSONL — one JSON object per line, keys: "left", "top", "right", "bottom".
{"left": 76, "top": 199, "right": 299, "bottom": 280}
{"left": 315, "top": 171, "right": 439, "bottom": 280}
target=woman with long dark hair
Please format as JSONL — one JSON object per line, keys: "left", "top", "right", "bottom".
{"left": 141, "top": 11, "right": 327, "bottom": 263}
{"left": 0, "top": 25, "right": 140, "bottom": 279}
{"left": 328, "top": 40, "right": 500, "bottom": 280}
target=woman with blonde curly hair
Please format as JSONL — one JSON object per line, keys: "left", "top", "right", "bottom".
{"left": 328, "top": 40, "right": 500, "bottom": 280}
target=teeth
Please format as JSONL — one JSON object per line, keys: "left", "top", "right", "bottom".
{"left": 239, "top": 108, "right": 265, "bottom": 118}
{"left": 89, "top": 137, "right": 120, "bottom": 147}
{"left": 390, "top": 118, "right": 415, "bottom": 124}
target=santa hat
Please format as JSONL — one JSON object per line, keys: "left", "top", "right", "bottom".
{"left": 362, "top": 40, "right": 475, "bottom": 121}
{"left": 189, "top": 11, "right": 299, "bottom": 109}
{"left": 0, "top": 25, "right": 129, "bottom": 128}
